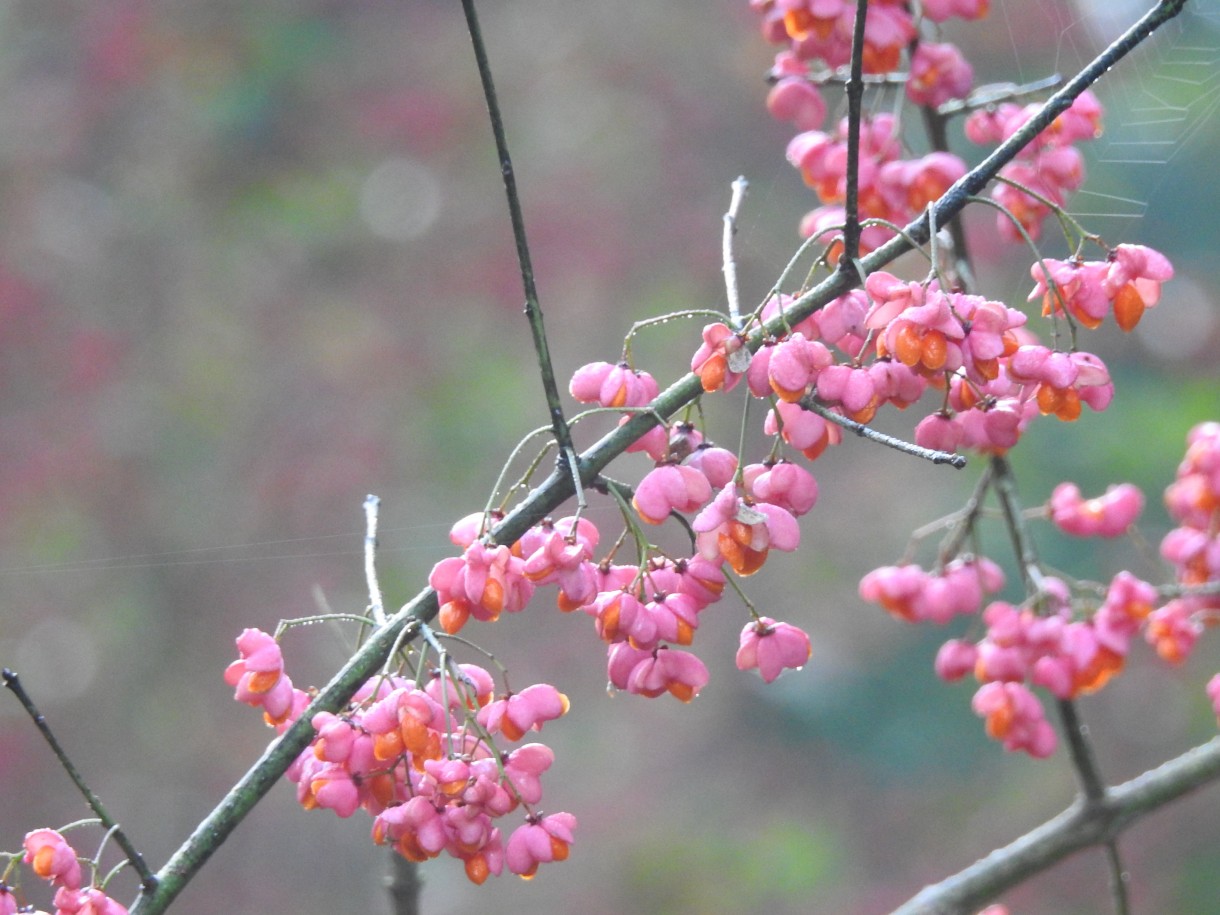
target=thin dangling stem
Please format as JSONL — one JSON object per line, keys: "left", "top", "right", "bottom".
{"left": 3, "top": 668, "right": 156, "bottom": 890}
{"left": 460, "top": 0, "right": 585, "bottom": 509}
{"left": 841, "top": 0, "right": 869, "bottom": 269}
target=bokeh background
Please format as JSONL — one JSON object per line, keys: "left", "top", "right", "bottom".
{"left": 1, "top": 1, "right": 1219, "bottom": 912}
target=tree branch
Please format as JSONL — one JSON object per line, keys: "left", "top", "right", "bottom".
{"left": 860, "top": 0, "right": 1190, "bottom": 275}
{"left": 989, "top": 453, "right": 1123, "bottom": 911}
{"left": 891, "top": 737, "right": 1220, "bottom": 915}
{"left": 3, "top": 669, "right": 156, "bottom": 890}
{"left": 842, "top": 0, "right": 869, "bottom": 266}
{"left": 459, "top": 0, "right": 584, "bottom": 506}
{"left": 384, "top": 840, "right": 423, "bottom": 915}
{"left": 800, "top": 396, "right": 967, "bottom": 468}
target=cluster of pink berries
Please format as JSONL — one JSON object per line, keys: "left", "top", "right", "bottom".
{"left": 860, "top": 556, "right": 1005, "bottom": 625}
{"left": 964, "top": 90, "right": 1101, "bottom": 243}
{"left": 863, "top": 556, "right": 1145, "bottom": 758}
{"left": 567, "top": 361, "right": 815, "bottom": 687}
{"left": 522, "top": 13, "right": 1173, "bottom": 743}
{"left": 933, "top": 574, "right": 1148, "bottom": 758}
{"left": 226, "top": 346, "right": 834, "bottom": 883}
{"left": 227, "top": 628, "right": 575, "bottom": 883}
{"left": 2, "top": 829, "right": 128, "bottom": 914}
{"left": 752, "top": 0, "right": 989, "bottom": 253}
{"left": 1160, "top": 423, "right": 1220, "bottom": 684}
{"left": 215, "top": 1, "right": 1192, "bottom": 892}
{"left": 754, "top": 0, "right": 1111, "bottom": 262}
{"left": 920, "top": 238, "right": 1171, "bottom": 448}
{"left": 785, "top": 113, "right": 967, "bottom": 253}
{"left": 1049, "top": 482, "right": 1144, "bottom": 538}
{"left": 539, "top": 182, "right": 1172, "bottom": 758}
{"left": 431, "top": 492, "right": 812, "bottom": 699}
{"left": 1030, "top": 243, "right": 1175, "bottom": 333}
{"left": 742, "top": 0, "right": 1173, "bottom": 454}
{"left": 754, "top": 0, "right": 985, "bottom": 82}
{"left": 533, "top": 236, "right": 1166, "bottom": 712}
{"left": 685, "top": 231, "right": 1168, "bottom": 461}
{"left": 859, "top": 421, "right": 1220, "bottom": 758}
{"left": 418, "top": 358, "right": 814, "bottom": 703}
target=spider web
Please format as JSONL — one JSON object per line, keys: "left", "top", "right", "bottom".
{"left": 738, "top": 1, "right": 1220, "bottom": 263}
{"left": 1039, "top": 0, "right": 1220, "bottom": 234}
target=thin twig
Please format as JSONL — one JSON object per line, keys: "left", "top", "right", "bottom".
{"left": 989, "top": 455, "right": 1047, "bottom": 594}
{"left": 459, "top": 0, "right": 585, "bottom": 509}
{"left": 2, "top": 669, "right": 156, "bottom": 891}
{"left": 1155, "top": 579, "right": 1220, "bottom": 600}
{"left": 800, "top": 397, "right": 967, "bottom": 468}
{"left": 841, "top": 0, "right": 869, "bottom": 266}
{"left": 768, "top": 65, "right": 907, "bottom": 86}
{"left": 1104, "top": 839, "right": 1131, "bottom": 915}
{"left": 1056, "top": 698, "right": 1108, "bottom": 803}
{"left": 937, "top": 74, "right": 1063, "bottom": 117}
{"left": 385, "top": 850, "right": 423, "bottom": 915}
{"left": 722, "top": 176, "right": 748, "bottom": 327}
{"left": 364, "top": 494, "right": 386, "bottom": 627}
{"left": 934, "top": 461, "right": 995, "bottom": 565}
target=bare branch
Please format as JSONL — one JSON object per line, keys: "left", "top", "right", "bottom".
{"left": 3, "top": 669, "right": 156, "bottom": 891}
{"left": 800, "top": 397, "right": 967, "bottom": 468}
{"left": 891, "top": 737, "right": 1220, "bottom": 915}
{"left": 722, "top": 176, "right": 749, "bottom": 327}
{"left": 459, "top": 0, "right": 585, "bottom": 509}
{"left": 841, "top": 0, "right": 870, "bottom": 266}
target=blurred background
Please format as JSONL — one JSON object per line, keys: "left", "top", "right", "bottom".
{"left": 1, "top": 1, "right": 1218, "bottom": 912}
